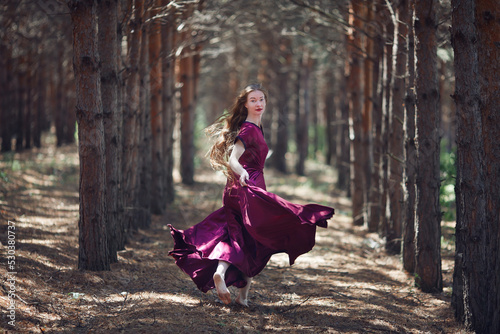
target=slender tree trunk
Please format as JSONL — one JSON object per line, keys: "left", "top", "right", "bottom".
{"left": 362, "top": 0, "right": 374, "bottom": 228}
{"left": 380, "top": 11, "right": 394, "bottom": 239}
{"left": 149, "top": 2, "right": 164, "bottom": 214}
{"left": 324, "top": 69, "right": 336, "bottom": 167}
{"left": 348, "top": 0, "right": 365, "bottom": 226}
{"left": 414, "top": 0, "right": 442, "bottom": 292}
{"left": 337, "top": 64, "right": 350, "bottom": 194}
{"left": 69, "top": 0, "right": 109, "bottom": 271}
{"left": 137, "top": 5, "right": 152, "bottom": 228}
{"left": 180, "top": 47, "right": 195, "bottom": 185}
{"left": 16, "top": 64, "right": 25, "bottom": 151}
{"left": 296, "top": 51, "right": 312, "bottom": 176}
{"left": 98, "top": 0, "right": 121, "bottom": 264}
{"left": 122, "top": 0, "right": 143, "bottom": 236}
{"left": 0, "top": 45, "right": 9, "bottom": 151}
{"left": 34, "top": 52, "right": 44, "bottom": 148}
{"left": 386, "top": 0, "right": 408, "bottom": 254}
{"left": 451, "top": 0, "right": 500, "bottom": 332}
{"left": 402, "top": 0, "right": 417, "bottom": 273}
{"left": 273, "top": 37, "right": 291, "bottom": 173}
{"left": 161, "top": 6, "right": 176, "bottom": 203}
{"left": 25, "top": 59, "right": 33, "bottom": 150}
{"left": 367, "top": 0, "right": 385, "bottom": 232}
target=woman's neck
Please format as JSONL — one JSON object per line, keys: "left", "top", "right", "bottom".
{"left": 245, "top": 116, "right": 262, "bottom": 127}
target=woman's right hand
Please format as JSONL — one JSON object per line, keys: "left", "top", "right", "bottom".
{"left": 239, "top": 169, "right": 250, "bottom": 187}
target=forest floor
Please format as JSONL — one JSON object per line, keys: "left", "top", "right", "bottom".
{"left": 0, "top": 134, "right": 471, "bottom": 333}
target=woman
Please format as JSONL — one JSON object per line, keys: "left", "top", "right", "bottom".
{"left": 168, "top": 83, "right": 334, "bottom": 307}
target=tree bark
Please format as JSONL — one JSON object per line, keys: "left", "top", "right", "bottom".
{"left": 149, "top": 1, "right": 164, "bottom": 214}
{"left": 380, "top": 10, "right": 394, "bottom": 238}
{"left": 180, "top": 48, "right": 195, "bottom": 185}
{"left": 68, "top": 0, "right": 109, "bottom": 271}
{"left": 323, "top": 69, "right": 336, "bottom": 167}
{"left": 367, "top": 0, "right": 385, "bottom": 233}
{"left": 98, "top": 0, "right": 121, "bottom": 264}
{"left": 386, "top": 0, "right": 408, "bottom": 254}
{"left": 122, "top": 0, "right": 143, "bottom": 236}
{"left": 161, "top": 4, "right": 176, "bottom": 203}
{"left": 348, "top": 0, "right": 365, "bottom": 226}
{"left": 273, "top": 37, "right": 292, "bottom": 173}
{"left": 362, "top": 0, "right": 374, "bottom": 229}
{"left": 137, "top": 4, "right": 152, "bottom": 228}
{"left": 451, "top": 0, "right": 500, "bottom": 332}
{"left": 414, "top": 0, "right": 442, "bottom": 292}
{"left": 402, "top": 0, "right": 417, "bottom": 273}
{"left": 296, "top": 51, "right": 312, "bottom": 176}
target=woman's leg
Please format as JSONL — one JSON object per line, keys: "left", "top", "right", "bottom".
{"left": 236, "top": 275, "right": 251, "bottom": 307}
{"left": 213, "top": 260, "right": 231, "bottom": 304}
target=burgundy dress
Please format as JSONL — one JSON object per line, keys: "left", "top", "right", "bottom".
{"left": 168, "top": 121, "right": 335, "bottom": 293}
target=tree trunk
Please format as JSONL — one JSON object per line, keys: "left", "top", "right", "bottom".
{"left": 362, "top": 0, "right": 374, "bottom": 229}
{"left": 386, "top": 0, "right": 408, "bottom": 254}
{"left": 337, "top": 64, "right": 350, "bottom": 194}
{"left": 25, "top": 57, "right": 33, "bottom": 150}
{"left": 180, "top": 47, "right": 195, "bottom": 185}
{"left": 69, "top": 0, "right": 109, "bottom": 271}
{"left": 137, "top": 5, "right": 152, "bottom": 228}
{"left": 296, "top": 51, "right": 312, "bottom": 176}
{"left": 149, "top": 2, "right": 164, "bottom": 214}
{"left": 380, "top": 9, "right": 394, "bottom": 240}
{"left": 55, "top": 48, "right": 66, "bottom": 147}
{"left": 16, "top": 64, "right": 25, "bottom": 151}
{"left": 451, "top": 0, "right": 500, "bottom": 332}
{"left": 161, "top": 5, "right": 176, "bottom": 203}
{"left": 0, "top": 45, "right": 8, "bottom": 151}
{"left": 273, "top": 37, "right": 291, "bottom": 173}
{"left": 402, "top": 0, "right": 417, "bottom": 273}
{"left": 414, "top": 0, "right": 442, "bottom": 292}
{"left": 34, "top": 52, "right": 44, "bottom": 149}
{"left": 367, "top": 0, "right": 385, "bottom": 232}
{"left": 348, "top": 0, "right": 365, "bottom": 226}
{"left": 324, "top": 69, "right": 336, "bottom": 167}
{"left": 122, "top": 0, "right": 143, "bottom": 237}
{"left": 98, "top": 0, "right": 121, "bottom": 264}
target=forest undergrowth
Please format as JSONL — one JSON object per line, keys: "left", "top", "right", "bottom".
{"left": 0, "top": 135, "right": 469, "bottom": 333}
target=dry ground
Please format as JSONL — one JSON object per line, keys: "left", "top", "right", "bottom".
{"left": 0, "top": 136, "right": 470, "bottom": 333}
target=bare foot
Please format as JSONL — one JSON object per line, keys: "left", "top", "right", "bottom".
{"left": 235, "top": 296, "right": 248, "bottom": 307}
{"left": 213, "top": 273, "right": 231, "bottom": 305}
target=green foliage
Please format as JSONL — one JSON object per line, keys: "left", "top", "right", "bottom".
{"left": 440, "top": 140, "right": 456, "bottom": 221}
{"left": 0, "top": 170, "right": 8, "bottom": 183}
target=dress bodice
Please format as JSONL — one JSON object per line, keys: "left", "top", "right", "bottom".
{"left": 236, "top": 121, "right": 268, "bottom": 173}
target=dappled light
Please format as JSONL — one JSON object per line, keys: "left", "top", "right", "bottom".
{"left": 0, "top": 135, "right": 465, "bottom": 332}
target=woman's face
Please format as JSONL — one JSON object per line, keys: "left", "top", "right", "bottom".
{"left": 245, "top": 90, "right": 266, "bottom": 119}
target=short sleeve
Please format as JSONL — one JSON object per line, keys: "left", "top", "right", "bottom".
{"left": 236, "top": 124, "right": 255, "bottom": 149}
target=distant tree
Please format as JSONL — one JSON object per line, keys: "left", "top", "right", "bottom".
{"left": 68, "top": 0, "right": 109, "bottom": 271}
{"left": 272, "top": 37, "right": 292, "bottom": 173}
{"left": 161, "top": 2, "right": 176, "bottom": 203}
{"left": 137, "top": 4, "right": 152, "bottom": 228}
{"left": 413, "top": 0, "right": 442, "bottom": 292}
{"left": 296, "top": 50, "right": 313, "bottom": 176}
{"left": 347, "top": 0, "right": 365, "bottom": 226}
{"left": 149, "top": 0, "right": 164, "bottom": 214}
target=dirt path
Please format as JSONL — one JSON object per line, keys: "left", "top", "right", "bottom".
{"left": 0, "top": 141, "right": 468, "bottom": 333}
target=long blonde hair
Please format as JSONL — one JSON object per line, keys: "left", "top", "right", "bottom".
{"left": 206, "top": 83, "right": 268, "bottom": 178}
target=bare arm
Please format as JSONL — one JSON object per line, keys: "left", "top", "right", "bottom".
{"left": 229, "top": 140, "right": 249, "bottom": 186}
